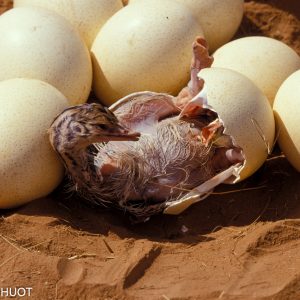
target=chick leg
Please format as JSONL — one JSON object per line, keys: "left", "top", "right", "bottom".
{"left": 175, "top": 37, "right": 213, "bottom": 109}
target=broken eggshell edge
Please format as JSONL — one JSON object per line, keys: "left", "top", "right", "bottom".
{"left": 109, "top": 87, "right": 245, "bottom": 215}
{"left": 164, "top": 86, "right": 245, "bottom": 215}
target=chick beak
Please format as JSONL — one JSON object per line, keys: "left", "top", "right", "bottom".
{"left": 103, "top": 124, "right": 140, "bottom": 142}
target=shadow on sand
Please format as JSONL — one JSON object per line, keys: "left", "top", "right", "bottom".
{"left": 3, "top": 149, "right": 300, "bottom": 246}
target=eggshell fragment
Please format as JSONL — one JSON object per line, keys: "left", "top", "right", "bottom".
{"left": 91, "top": 0, "right": 204, "bottom": 106}
{"left": 0, "top": 7, "right": 92, "bottom": 105}
{"left": 212, "top": 36, "right": 300, "bottom": 105}
{"left": 0, "top": 78, "right": 68, "bottom": 208}
{"left": 199, "top": 68, "right": 275, "bottom": 181}
{"left": 14, "top": 0, "right": 123, "bottom": 48}
{"left": 273, "top": 70, "right": 300, "bottom": 171}
{"left": 129, "top": 0, "right": 244, "bottom": 52}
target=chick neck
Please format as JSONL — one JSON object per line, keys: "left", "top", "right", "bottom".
{"left": 49, "top": 119, "right": 104, "bottom": 190}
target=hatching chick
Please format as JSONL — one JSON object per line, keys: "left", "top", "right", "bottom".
{"left": 48, "top": 37, "right": 243, "bottom": 221}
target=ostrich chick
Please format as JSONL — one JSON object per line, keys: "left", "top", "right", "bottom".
{"left": 49, "top": 37, "right": 244, "bottom": 220}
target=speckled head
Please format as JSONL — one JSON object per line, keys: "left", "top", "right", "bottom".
{"left": 48, "top": 103, "right": 140, "bottom": 153}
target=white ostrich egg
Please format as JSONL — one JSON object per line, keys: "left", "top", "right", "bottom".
{"left": 14, "top": 0, "right": 123, "bottom": 49}
{"left": 129, "top": 0, "right": 244, "bottom": 52}
{"left": 0, "top": 79, "right": 68, "bottom": 208}
{"left": 91, "top": 0, "right": 204, "bottom": 106}
{"left": 212, "top": 36, "right": 300, "bottom": 105}
{"left": 273, "top": 70, "right": 300, "bottom": 171}
{"left": 0, "top": 7, "right": 92, "bottom": 105}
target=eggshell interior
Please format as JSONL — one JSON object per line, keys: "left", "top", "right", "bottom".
{"left": 273, "top": 70, "right": 300, "bottom": 171}
{"left": 0, "top": 78, "right": 69, "bottom": 209}
{"left": 0, "top": 7, "right": 92, "bottom": 105}
{"left": 199, "top": 67, "right": 275, "bottom": 181}
{"left": 129, "top": 0, "right": 244, "bottom": 52}
{"left": 14, "top": 0, "right": 123, "bottom": 49}
{"left": 212, "top": 36, "right": 300, "bottom": 105}
{"left": 91, "top": 0, "right": 204, "bottom": 106}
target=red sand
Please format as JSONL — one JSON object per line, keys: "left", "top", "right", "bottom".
{"left": 1, "top": 1, "right": 300, "bottom": 299}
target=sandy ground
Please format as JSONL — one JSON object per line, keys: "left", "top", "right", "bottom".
{"left": 1, "top": 1, "right": 300, "bottom": 299}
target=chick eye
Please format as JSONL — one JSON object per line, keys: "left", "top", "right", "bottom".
{"left": 97, "top": 124, "right": 108, "bottom": 130}
{"left": 74, "top": 125, "right": 82, "bottom": 133}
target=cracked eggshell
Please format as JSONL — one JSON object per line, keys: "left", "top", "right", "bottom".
{"left": 273, "top": 70, "right": 300, "bottom": 171}
{"left": 14, "top": 0, "right": 123, "bottom": 49}
{"left": 91, "top": 0, "right": 204, "bottom": 106}
{"left": 212, "top": 36, "right": 300, "bottom": 105}
{"left": 129, "top": 0, "right": 244, "bottom": 52}
{"left": 0, "top": 7, "right": 92, "bottom": 105}
{"left": 199, "top": 68, "right": 275, "bottom": 181}
{"left": 0, "top": 78, "right": 68, "bottom": 209}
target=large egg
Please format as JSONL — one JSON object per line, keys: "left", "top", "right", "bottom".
{"left": 14, "top": 0, "right": 123, "bottom": 49}
{"left": 129, "top": 0, "right": 244, "bottom": 52}
{"left": 212, "top": 37, "right": 300, "bottom": 105}
{"left": 0, "top": 78, "right": 68, "bottom": 208}
{"left": 0, "top": 7, "right": 92, "bottom": 105}
{"left": 199, "top": 68, "right": 275, "bottom": 181}
{"left": 91, "top": 0, "right": 204, "bottom": 106}
{"left": 273, "top": 70, "right": 300, "bottom": 171}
